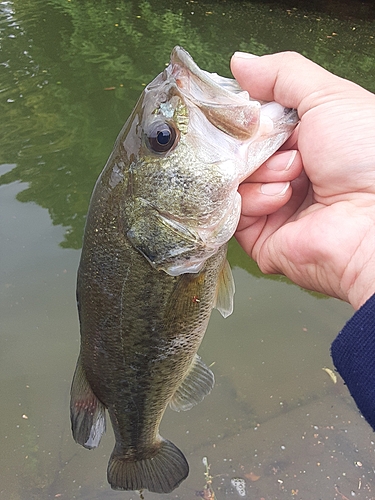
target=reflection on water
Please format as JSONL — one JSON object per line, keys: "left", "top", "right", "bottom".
{"left": 1, "top": 1, "right": 375, "bottom": 498}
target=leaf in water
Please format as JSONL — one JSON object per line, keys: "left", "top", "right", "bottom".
{"left": 245, "top": 471, "right": 260, "bottom": 481}
{"left": 322, "top": 367, "right": 337, "bottom": 384}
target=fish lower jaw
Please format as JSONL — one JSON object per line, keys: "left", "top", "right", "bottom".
{"left": 160, "top": 244, "right": 222, "bottom": 275}
{"left": 163, "top": 258, "right": 206, "bottom": 276}
{"left": 159, "top": 218, "right": 239, "bottom": 276}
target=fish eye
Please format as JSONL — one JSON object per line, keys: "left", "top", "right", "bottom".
{"left": 145, "top": 122, "right": 178, "bottom": 154}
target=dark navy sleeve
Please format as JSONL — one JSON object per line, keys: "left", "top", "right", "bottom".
{"left": 331, "top": 293, "right": 375, "bottom": 431}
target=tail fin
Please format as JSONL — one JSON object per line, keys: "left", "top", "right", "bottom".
{"left": 107, "top": 438, "right": 189, "bottom": 493}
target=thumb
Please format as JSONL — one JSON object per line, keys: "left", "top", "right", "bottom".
{"left": 230, "top": 51, "right": 344, "bottom": 116}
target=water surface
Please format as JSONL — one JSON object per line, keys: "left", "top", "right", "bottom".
{"left": 1, "top": 1, "right": 375, "bottom": 498}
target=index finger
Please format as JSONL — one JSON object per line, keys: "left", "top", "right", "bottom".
{"left": 230, "top": 51, "right": 345, "bottom": 116}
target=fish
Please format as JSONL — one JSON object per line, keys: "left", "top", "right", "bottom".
{"left": 70, "top": 46, "right": 298, "bottom": 494}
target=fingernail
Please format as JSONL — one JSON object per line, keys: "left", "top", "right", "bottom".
{"left": 266, "top": 150, "right": 297, "bottom": 171}
{"left": 233, "top": 51, "right": 259, "bottom": 59}
{"left": 260, "top": 181, "right": 290, "bottom": 196}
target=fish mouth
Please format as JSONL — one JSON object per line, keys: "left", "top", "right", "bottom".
{"left": 167, "top": 46, "right": 298, "bottom": 163}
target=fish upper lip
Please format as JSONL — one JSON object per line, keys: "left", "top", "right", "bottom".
{"left": 169, "top": 46, "right": 250, "bottom": 104}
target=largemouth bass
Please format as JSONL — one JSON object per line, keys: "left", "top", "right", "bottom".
{"left": 70, "top": 46, "right": 298, "bottom": 494}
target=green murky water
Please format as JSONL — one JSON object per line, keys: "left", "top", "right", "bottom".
{"left": 1, "top": 1, "right": 375, "bottom": 498}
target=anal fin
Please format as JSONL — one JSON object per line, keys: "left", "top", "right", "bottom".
{"left": 70, "top": 356, "right": 106, "bottom": 449}
{"left": 169, "top": 354, "right": 214, "bottom": 412}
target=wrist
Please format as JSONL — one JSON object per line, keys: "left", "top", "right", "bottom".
{"left": 344, "top": 246, "right": 375, "bottom": 310}
{"left": 347, "top": 269, "right": 375, "bottom": 310}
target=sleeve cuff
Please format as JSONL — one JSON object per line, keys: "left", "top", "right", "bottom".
{"left": 331, "top": 293, "right": 375, "bottom": 430}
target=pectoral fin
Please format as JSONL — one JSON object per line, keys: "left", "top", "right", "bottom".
{"left": 70, "top": 356, "right": 106, "bottom": 449}
{"left": 214, "top": 258, "right": 235, "bottom": 318}
{"left": 169, "top": 354, "right": 214, "bottom": 412}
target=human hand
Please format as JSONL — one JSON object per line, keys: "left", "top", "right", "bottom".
{"left": 231, "top": 51, "right": 375, "bottom": 310}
